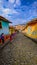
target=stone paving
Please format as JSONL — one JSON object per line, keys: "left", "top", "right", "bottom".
{"left": 0, "top": 33, "right": 37, "bottom": 65}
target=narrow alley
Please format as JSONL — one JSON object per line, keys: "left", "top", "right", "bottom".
{"left": 0, "top": 32, "right": 37, "bottom": 65}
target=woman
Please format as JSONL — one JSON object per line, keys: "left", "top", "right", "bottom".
{"left": 1, "top": 33, "right": 4, "bottom": 44}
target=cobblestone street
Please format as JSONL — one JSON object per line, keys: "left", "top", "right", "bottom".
{"left": 0, "top": 33, "right": 37, "bottom": 65}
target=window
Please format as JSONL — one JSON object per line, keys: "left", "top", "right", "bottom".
{"left": 32, "top": 31, "right": 37, "bottom": 35}
{"left": 27, "top": 26, "right": 32, "bottom": 34}
{"left": 0, "top": 22, "right": 2, "bottom": 28}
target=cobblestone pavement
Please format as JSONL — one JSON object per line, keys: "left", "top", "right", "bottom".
{"left": 0, "top": 33, "right": 37, "bottom": 65}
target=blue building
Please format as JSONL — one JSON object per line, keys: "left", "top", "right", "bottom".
{"left": 0, "top": 16, "right": 11, "bottom": 35}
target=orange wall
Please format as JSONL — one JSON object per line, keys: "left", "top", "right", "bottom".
{"left": 22, "top": 23, "right": 37, "bottom": 38}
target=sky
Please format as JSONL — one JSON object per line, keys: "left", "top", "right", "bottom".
{"left": 0, "top": 0, "right": 37, "bottom": 25}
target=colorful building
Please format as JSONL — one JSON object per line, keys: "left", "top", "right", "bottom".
{"left": 22, "top": 18, "right": 37, "bottom": 38}
{"left": 15, "top": 24, "right": 25, "bottom": 32}
{"left": 0, "top": 16, "right": 11, "bottom": 42}
{"left": 9, "top": 26, "right": 15, "bottom": 34}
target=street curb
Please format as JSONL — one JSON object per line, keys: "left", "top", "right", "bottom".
{"left": 0, "top": 40, "right": 10, "bottom": 50}
{"left": 24, "top": 34, "right": 37, "bottom": 44}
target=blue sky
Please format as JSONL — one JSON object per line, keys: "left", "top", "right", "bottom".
{"left": 0, "top": 0, "right": 37, "bottom": 25}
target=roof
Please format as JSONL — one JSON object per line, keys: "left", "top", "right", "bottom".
{"left": 27, "top": 18, "right": 37, "bottom": 25}
{"left": 0, "top": 16, "right": 12, "bottom": 23}
{"left": 9, "top": 26, "right": 14, "bottom": 29}
{"left": 23, "top": 18, "right": 37, "bottom": 30}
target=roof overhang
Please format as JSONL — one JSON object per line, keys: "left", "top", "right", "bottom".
{"left": 0, "top": 16, "right": 12, "bottom": 23}
{"left": 27, "top": 18, "right": 37, "bottom": 25}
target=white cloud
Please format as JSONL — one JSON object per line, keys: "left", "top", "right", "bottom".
{"left": 1, "top": 8, "right": 19, "bottom": 14}
{"left": 0, "top": 5, "right": 19, "bottom": 19}
{"left": 9, "top": 0, "right": 15, "bottom": 3}
{"left": 12, "top": 19, "right": 26, "bottom": 25}
{"left": 0, "top": 0, "right": 37, "bottom": 25}
{"left": 3, "top": 8, "right": 11, "bottom": 14}
{"left": 9, "top": 0, "right": 21, "bottom": 5}
{"left": 29, "top": 9, "right": 35, "bottom": 15}
{"left": 30, "top": 1, "right": 37, "bottom": 15}
{"left": 12, "top": 9, "right": 19, "bottom": 14}
{"left": 32, "top": 1, "right": 37, "bottom": 7}
{"left": 16, "top": 0, "right": 21, "bottom": 5}
{"left": 9, "top": 0, "right": 21, "bottom": 7}
{"left": 0, "top": 0, "right": 2, "bottom": 3}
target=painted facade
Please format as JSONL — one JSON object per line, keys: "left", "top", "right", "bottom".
{"left": 15, "top": 24, "right": 25, "bottom": 31}
{"left": 22, "top": 18, "right": 37, "bottom": 38}
{"left": 0, "top": 16, "right": 11, "bottom": 43}
{"left": 9, "top": 26, "right": 15, "bottom": 34}
{"left": 0, "top": 21, "right": 9, "bottom": 35}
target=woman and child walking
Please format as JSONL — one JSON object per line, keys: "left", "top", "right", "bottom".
{"left": 0, "top": 32, "right": 16, "bottom": 44}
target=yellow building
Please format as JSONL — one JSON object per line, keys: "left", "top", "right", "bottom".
{"left": 9, "top": 26, "right": 15, "bottom": 34}
{"left": 22, "top": 18, "right": 37, "bottom": 38}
